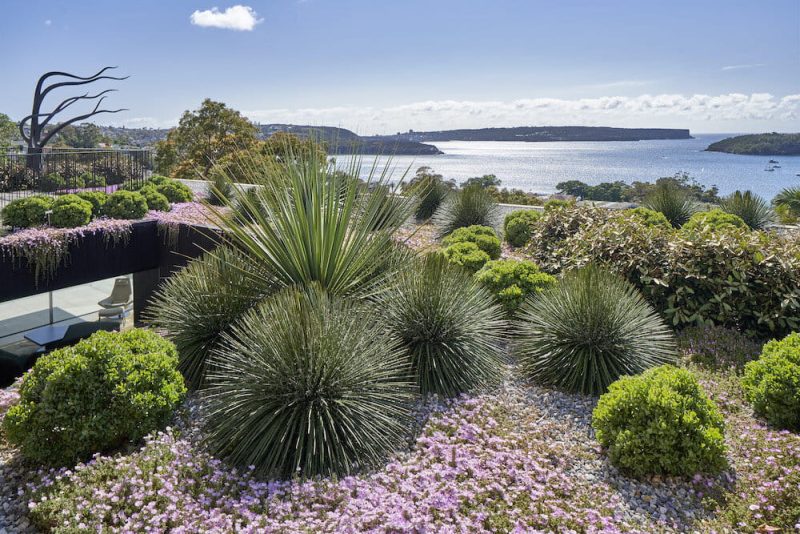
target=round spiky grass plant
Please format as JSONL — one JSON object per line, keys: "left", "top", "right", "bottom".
{"left": 515, "top": 265, "right": 676, "bottom": 395}
{"left": 643, "top": 182, "right": 697, "bottom": 228}
{"left": 203, "top": 287, "right": 415, "bottom": 479}
{"left": 382, "top": 253, "right": 506, "bottom": 397}
{"left": 719, "top": 190, "right": 773, "bottom": 230}
{"left": 435, "top": 184, "right": 499, "bottom": 236}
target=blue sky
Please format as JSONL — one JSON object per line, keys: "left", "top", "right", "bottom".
{"left": 1, "top": 0, "right": 798, "bottom": 134}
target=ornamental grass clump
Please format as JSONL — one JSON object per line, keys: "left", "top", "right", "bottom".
{"left": 2, "top": 329, "right": 186, "bottom": 466}
{"left": 442, "top": 225, "right": 501, "bottom": 259}
{"left": 409, "top": 173, "right": 451, "bottom": 221}
{"left": 742, "top": 332, "right": 800, "bottom": 430}
{"left": 203, "top": 287, "right": 415, "bottom": 479}
{"left": 381, "top": 253, "right": 506, "bottom": 397}
{"left": 503, "top": 209, "right": 542, "bottom": 247}
{"left": 435, "top": 184, "right": 499, "bottom": 236}
{"left": 643, "top": 181, "right": 697, "bottom": 227}
{"left": 719, "top": 190, "right": 773, "bottom": 230}
{"left": 592, "top": 365, "right": 727, "bottom": 477}
{"left": 515, "top": 265, "right": 676, "bottom": 395}
{"left": 475, "top": 259, "right": 557, "bottom": 316}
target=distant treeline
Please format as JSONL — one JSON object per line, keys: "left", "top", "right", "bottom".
{"left": 556, "top": 173, "right": 720, "bottom": 203}
{"left": 706, "top": 133, "right": 800, "bottom": 156}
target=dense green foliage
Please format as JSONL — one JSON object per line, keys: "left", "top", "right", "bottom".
{"left": 543, "top": 198, "right": 575, "bottom": 211}
{"left": 102, "top": 190, "right": 149, "bottom": 219}
{"left": 139, "top": 185, "right": 171, "bottom": 212}
{"left": 625, "top": 207, "right": 672, "bottom": 229}
{"left": 503, "top": 209, "right": 542, "bottom": 247}
{"left": 515, "top": 265, "right": 676, "bottom": 395}
{"left": 719, "top": 190, "right": 773, "bottom": 230}
{"left": 592, "top": 365, "right": 727, "bottom": 477}
{"left": 154, "top": 180, "right": 193, "bottom": 203}
{"left": 207, "top": 170, "right": 234, "bottom": 206}
{"left": 39, "top": 173, "right": 72, "bottom": 192}
{"left": 50, "top": 194, "right": 93, "bottom": 228}
{"left": 382, "top": 254, "right": 505, "bottom": 397}
{"left": 203, "top": 287, "right": 415, "bottom": 479}
{"left": 80, "top": 173, "right": 106, "bottom": 188}
{"left": 1, "top": 195, "right": 54, "bottom": 228}
{"left": 556, "top": 180, "right": 630, "bottom": 201}
{"left": 557, "top": 174, "right": 720, "bottom": 203}
{"left": 2, "top": 329, "right": 186, "bottom": 466}
{"left": 643, "top": 181, "right": 697, "bottom": 227}
{"left": 442, "top": 225, "right": 501, "bottom": 259}
{"left": 435, "top": 184, "right": 499, "bottom": 235}
{"left": 706, "top": 133, "right": 800, "bottom": 155}
{"left": 475, "top": 259, "right": 557, "bottom": 315}
{"left": 529, "top": 206, "right": 800, "bottom": 337}
{"left": 443, "top": 241, "right": 491, "bottom": 272}
{"left": 404, "top": 167, "right": 453, "bottom": 221}
{"left": 682, "top": 209, "right": 748, "bottom": 233}
{"left": 76, "top": 191, "right": 109, "bottom": 217}
{"left": 773, "top": 186, "right": 800, "bottom": 220}
{"left": 742, "top": 333, "right": 800, "bottom": 430}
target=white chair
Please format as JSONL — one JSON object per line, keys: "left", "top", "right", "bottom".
{"left": 98, "top": 278, "right": 132, "bottom": 309}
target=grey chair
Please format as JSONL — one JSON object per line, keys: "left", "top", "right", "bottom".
{"left": 98, "top": 278, "right": 132, "bottom": 309}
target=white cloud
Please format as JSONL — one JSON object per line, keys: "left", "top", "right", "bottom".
{"left": 243, "top": 93, "right": 800, "bottom": 134}
{"left": 190, "top": 5, "right": 262, "bottom": 31}
{"left": 44, "top": 19, "right": 52, "bottom": 26}
{"left": 721, "top": 63, "right": 766, "bottom": 71}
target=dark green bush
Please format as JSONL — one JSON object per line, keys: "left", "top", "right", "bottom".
{"left": 50, "top": 194, "right": 93, "bottom": 228}
{"left": 592, "top": 365, "right": 727, "bottom": 477}
{"left": 682, "top": 209, "right": 747, "bottom": 233}
{"left": 719, "top": 190, "right": 773, "bottom": 230}
{"left": 475, "top": 259, "right": 557, "bottom": 315}
{"left": 406, "top": 173, "right": 451, "bottom": 221}
{"left": 435, "top": 184, "right": 499, "bottom": 235}
{"left": 525, "top": 206, "right": 613, "bottom": 272}
{"left": 80, "top": 173, "right": 106, "bottom": 188}
{"left": 442, "top": 225, "right": 501, "bottom": 259}
{"left": 515, "top": 265, "right": 676, "bottom": 395}
{"left": 39, "top": 174, "right": 68, "bottom": 192}
{"left": 102, "top": 190, "right": 149, "bottom": 219}
{"left": 139, "top": 185, "right": 170, "bottom": 212}
{"left": 625, "top": 207, "right": 672, "bottom": 229}
{"left": 382, "top": 253, "right": 506, "bottom": 397}
{"left": 203, "top": 287, "right": 415, "bottom": 479}
{"left": 443, "top": 241, "right": 491, "bottom": 273}
{"left": 503, "top": 209, "right": 542, "bottom": 247}
{"left": 1, "top": 196, "right": 55, "bottom": 228}
{"left": 76, "top": 191, "right": 108, "bottom": 217}
{"left": 2, "top": 329, "right": 186, "bottom": 466}
{"left": 154, "top": 180, "right": 193, "bottom": 203}
{"left": 742, "top": 333, "right": 800, "bottom": 430}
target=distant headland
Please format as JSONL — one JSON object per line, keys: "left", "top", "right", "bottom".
{"left": 374, "top": 126, "right": 693, "bottom": 143}
{"left": 705, "top": 133, "right": 800, "bottom": 156}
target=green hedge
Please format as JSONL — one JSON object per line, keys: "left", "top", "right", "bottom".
{"left": 50, "top": 194, "right": 93, "bottom": 228}
{"left": 1, "top": 196, "right": 55, "bottom": 228}
{"left": 742, "top": 333, "right": 800, "bottom": 430}
{"left": 103, "top": 190, "right": 149, "bottom": 219}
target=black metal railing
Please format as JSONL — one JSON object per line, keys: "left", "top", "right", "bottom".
{"left": 0, "top": 148, "right": 152, "bottom": 200}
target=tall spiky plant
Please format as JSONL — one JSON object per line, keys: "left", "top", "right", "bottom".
{"left": 719, "top": 190, "right": 773, "bottom": 230}
{"left": 643, "top": 182, "right": 697, "bottom": 228}
{"left": 381, "top": 253, "right": 507, "bottom": 397}
{"left": 515, "top": 265, "right": 676, "bottom": 395}
{"left": 410, "top": 175, "right": 451, "bottom": 221}
{"left": 203, "top": 286, "right": 415, "bottom": 479}
{"left": 773, "top": 187, "right": 800, "bottom": 219}
{"left": 435, "top": 184, "right": 500, "bottom": 236}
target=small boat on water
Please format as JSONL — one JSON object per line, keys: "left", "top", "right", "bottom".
{"left": 764, "top": 166, "right": 775, "bottom": 172}
{"left": 769, "top": 159, "right": 779, "bottom": 164}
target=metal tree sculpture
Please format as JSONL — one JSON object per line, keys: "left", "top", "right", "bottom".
{"left": 19, "top": 66, "right": 128, "bottom": 168}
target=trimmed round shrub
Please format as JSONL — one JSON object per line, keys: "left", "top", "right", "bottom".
{"left": 442, "top": 225, "right": 501, "bottom": 259}
{"left": 435, "top": 184, "right": 499, "bottom": 235}
{"left": 742, "top": 333, "right": 800, "bottom": 430}
{"left": 2, "top": 329, "right": 186, "bottom": 466}
{"left": 382, "top": 253, "right": 506, "bottom": 397}
{"left": 139, "top": 185, "right": 170, "bottom": 212}
{"left": 544, "top": 198, "right": 575, "bottom": 211}
{"left": 625, "top": 207, "right": 672, "bottom": 229}
{"left": 76, "top": 191, "right": 108, "bottom": 217}
{"left": 682, "top": 209, "right": 747, "bottom": 233}
{"left": 146, "top": 246, "right": 275, "bottom": 390}
{"left": 80, "top": 173, "right": 106, "bottom": 188}
{"left": 515, "top": 265, "right": 676, "bottom": 394}
{"left": 592, "top": 365, "right": 727, "bottom": 477}
{"left": 1, "top": 195, "right": 55, "bottom": 228}
{"left": 504, "top": 209, "right": 542, "bottom": 247}
{"left": 50, "top": 194, "right": 93, "bottom": 228}
{"left": 443, "top": 241, "right": 490, "bottom": 273}
{"left": 475, "top": 259, "right": 557, "bottom": 316}
{"left": 203, "top": 287, "right": 415, "bottom": 479}
{"left": 102, "top": 190, "right": 149, "bottom": 219}
{"left": 155, "top": 180, "right": 193, "bottom": 203}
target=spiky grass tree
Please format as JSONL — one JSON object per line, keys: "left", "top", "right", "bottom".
{"left": 148, "top": 140, "right": 416, "bottom": 389}
{"left": 146, "top": 246, "right": 275, "bottom": 389}
{"left": 643, "top": 182, "right": 697, "bottom": 228}
{"left": 203, "top": 287, "right": 415, "bottom": 479}
{"left": 515, "top": 265, "right": 676, "bottom": 395}
{"left": 411, "top": 175, "right": 451, "bottom": 221}
{"left": 435, "top": 184, "right": 499, "bottom": 236}
{"left": 382, "top": 253, "right": 507, "bottom": 397}
{"left": 719, "top": 190, "right": 773, "bottom": 230}
{"left": 773, "top": 187, "right": 800, "bottom": 219}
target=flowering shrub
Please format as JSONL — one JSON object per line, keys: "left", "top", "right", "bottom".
{"left": 593, "top": 365, "right": 727, "bottom": 477}
{"left": 442, "top": 225, "right": 501, "bottom": 259}
{"left": 3, "top": 329, "right": 186, "bottom": 466}
{"left": 474, "top": 258, "right": 557, "bottom": 315}
{"left": 677, "top": 325, "right": 763, "bottom": 370}
{"left": 742, "top": 333, "right": 800, "bottom": 430}
{"left": 443, "top": 241, "right": 490, "bottom": 272}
